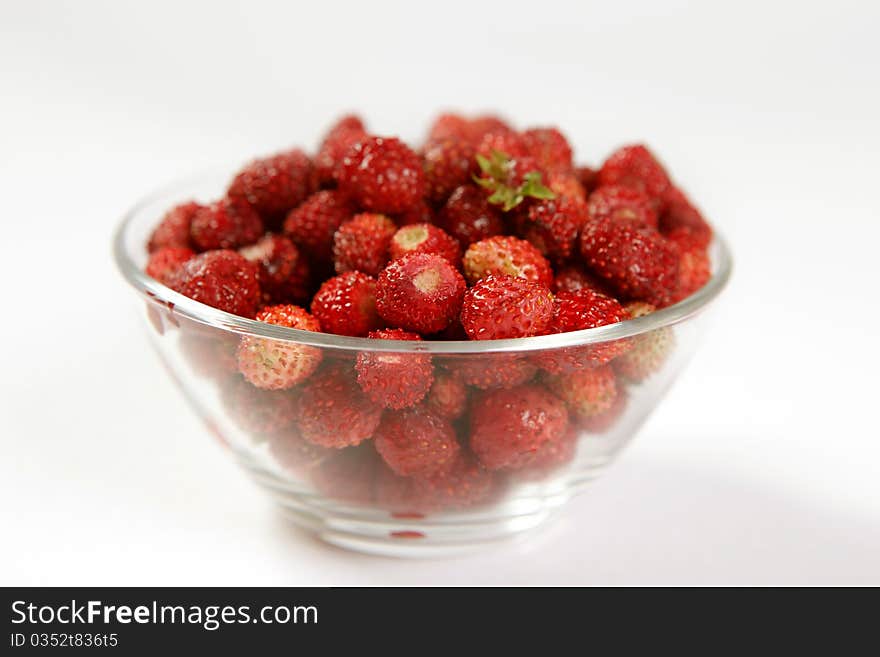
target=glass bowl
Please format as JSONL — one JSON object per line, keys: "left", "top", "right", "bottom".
{"left": 114, "top": 172, "right": 732, "bottom": 557}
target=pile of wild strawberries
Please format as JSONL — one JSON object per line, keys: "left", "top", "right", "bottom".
{"left": 145, "top": 113, "right": 712, "bottom": 513}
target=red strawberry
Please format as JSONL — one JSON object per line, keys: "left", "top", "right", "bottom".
{"left": 227, "top": 148, "right": 315, "bottom": 226}
{"left": 547, "top": 170, "right": 588, "bottom": 203}
{"left": 169, "top": 249, "right": 261, "bottom": 318}
{"left": 427, "top": 113, "right": 513, "bottom": 146}
{"left": 424, "top": 371, "right": 468, "bottom": 419}
{"left": 237, "top": 305, "right": 322, "bottom": 390}
{"left": 333, "top": 212, "right": 396, "bottom": 276}
{"left": 597, "top": 144, "right": 671, "bottom": 210}
{"left": 660, "top": 186, "right": 713, "bottom": 249}
{"left": 294, "top": 365, "right": 383, "bottom": 448}
{"left": 422, "top": 136, "right": 476, "bottom": 203}
{"left": 469, "top": 384, "right": 569, "bottom": 470}
{"left": 553, "top": 264, "right": 614, "bottom": 296}
{"left": 311, "top": 444, "right": 379, "bottom": 505}
{"left": 463, "top": 235, "right": 554, "bottom": 287}
{"left": 588, "top": 184, "right": 658, "bottom": 229}
{"left": 667, "top": 228, "right": 711, "bottom": 301}
{"left": 239, "top": 233, "right": 309, "bottom": 305}
{"left": 375, "top": 253, "right": 466, "bottom": 334}
{"left": 145, "top": 246, "right": 194, "bottom": 285}
{"left": 315, "top": 114, "right": 367, "bottom": 186}
{"left": 388, "top": 223, "right": 461, "bottom": 265}
{"left": 220, "top": 378, "right": 299, "bottom": 437}
{"left": 437, "top": 184, "right": 505, "bottom": 247}
{"left": 577, "top": 165, "right": 598, "bottom": 194}
{"left": 374, "top": 406, "right": 460, "bottom": 477}
{"left": 538, "top": 289, "right": 631, "bottom": 373}
{"left": 179, "top": 332, "right": 239, "bottom": 381}
{"left": 473, "top": 149, "right": 554, "bottom": 212}
{"left": 377, "top": 454, "right": 495, "bottom": 512}
{"left": 476, "top": 130, "right": 529, "bottom": 160}
{"left": 545, "top": 365, "right": 618, "bottom": 419}
{"left": 460, "top": 274, "right": 554, "bottom": 340}
{"left": 579, "top": 216, "right": 679, "bottom": 307}
{"left": 266, "top": 425, "right": 331, "bottom": 476}
{"left": 512, "top": 426, "right": 578, "bottom": 479}
{"left": 310, "top": 271, "right": 382, "bottom": 337}
{"left": 514, "top": 196, "right": 587, "bottom": 262}
{"left": 613, "top": 302, "right": 674, "bottom": 382}
{"left": 356, "top": 329, "right": 434, "bottom": 409}
{"left": 578, "top": 387, "right": 629, "bottom": 433}
{"left": 148, "top": 201, "right": 201, "bottom": 252}
{"left": 337, "top": 136, "right": 425, "bottom": 213}
{"left": 521, "top": 127, "right": 574, "bottom": 172}
{"left": 190, "top": 198, "right": 264, "bottom": 251}
{"left": 394, "top": 198, "right": 435, "bottom": 226}
{"left": 451, "top": 354, "right": 537, "bottom": 390}
{"left": 283, "top": 189, "right": 355, "bottom": 265}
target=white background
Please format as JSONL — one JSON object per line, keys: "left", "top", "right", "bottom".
{"left": 1, "top": 0, "right": 878, "bottom": 585}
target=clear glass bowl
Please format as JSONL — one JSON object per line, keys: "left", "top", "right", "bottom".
{"left": 114, "top": 172, "right": 732, "bottom": 557}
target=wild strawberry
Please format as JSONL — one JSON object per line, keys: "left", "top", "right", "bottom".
{"left": 310, "top": 271, "right": 382, "bottom": 337}
{"left": 470, "top": 385, "right": 569, "bottom": 470}
{"left": 468, "top": 115, "right": 514, "bottom": 142}
{"left": 179, "top": 332, "right": 239, "bottom": 381}
{"left": 427, "top": 114, "right": 514, "bottom": 146}
{"left": 266, "top": 426, "right": 331, "bottom": 476}
{"left": 374, "top": 406, "right": 460, "bottom": 477}
{"left": 227, "top": 148, "right": 315, "bottom": 226}
{"left": 220, "top": 378, "right": 299, "bottom": 437}
{"left": 375, "top": 253, "right": 466, "bottom": 334}
{"left": 577, "top": 165, "right": 598, "bottom": 193}
{"left": 379, "top": 454, "right": 495, "bottom": 512}
{"left": 239, "top": 234, "right": 309, "bottom": 305}
{"left": 337, "top": 136, "right": 425, "bottom": 213}
{"left": 545, "top": 365, "right": 618, "bottom": 419}
{"left": 660, "top": 186, "right": 713, "bottom": 248}
{"left": 512, "top": 426, "right": 578, "bottom": 479}
{"left": 422, "top": 136, "right": 476, "bottom": 203}
{"left": 190, "top": 198, "right": 264, "bottom": 251}
{"left": 597, "top": 144, "right": 671, "bottom": 210}
{"left": 473, "top": 149, "right": 554, "bottom": 212}
{"left": 424, "top": 371, "right": 468, "bottom": 419}
{"left": 460, "top": 274, "right": 554, "bottom": 340}
{"left": 547, "top": 170, "right": 587, "bottom": 203}
{"left": 521, "top": 127, "right": 573, "bottom": 172}
{"left": 294, "top": 365, "right": 383, "bottom": 448}
{"left": 553, "top": 264, "right": 614, "bottom": 296}
{"left": 578, "top": 387, "right": 628, "bottom": 433}
{"left": 314, "top": 114, "right": 367, "bottom": 186}
{"left": 451, "top": 354, "right": 537, "bottom": 390}
{"left": 333, "top": 212, "right": 396, "bottom": 276}
{"left": 667, "top": 228, "right": 711, "bottom": 301}
{"left": 538, "top": 289, "right": 631, "bottom": 373}
{"left": 236, "top": 305, "right": 322, "bottom": 390}
{"left": 579, "top": 216, "right": 679, "bottom": 306}
{"left": 514, "top": 196, "right": 587, "bottom": 262}
{"left": 169, "top": 249, "right": 261, "bottom": 318}
{"left": 145, "top": 246, "right": 194, "bottom": 285}
{"left": 437, "top": 184, "right": 505, "bottom": 247}
{"left": 388, "top": 223, "right": 461, "bottom": 265}
{"left": 394, "top": 198, "right": 435, "bottom": 226}
{"left": 356, "top": 329, "right": 434, "bottom": 409}
{"left": 283, "top": 189, "right": 355, "bottom": 265}
{"left": 463, "top": 235, "right": 554, "bottom": 287}
{"left": 148, "top": 201, "right": 201, "bottom": 252}
{"left": 613, "top": 302, "right": 674, "bottom": 382}
{"left": 312, "top": 444, "right": 379, "bottom": 505}
{"left": 588, "top": 184, "right": 658, "bottom": 229}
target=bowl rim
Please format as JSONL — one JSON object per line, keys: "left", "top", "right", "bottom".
{"left": 113, "top": 172, "right": 733, "bottom": 354}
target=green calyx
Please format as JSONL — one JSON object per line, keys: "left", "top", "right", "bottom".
{"left": 473, "top": 150, "right": 555, "bottom": 212}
